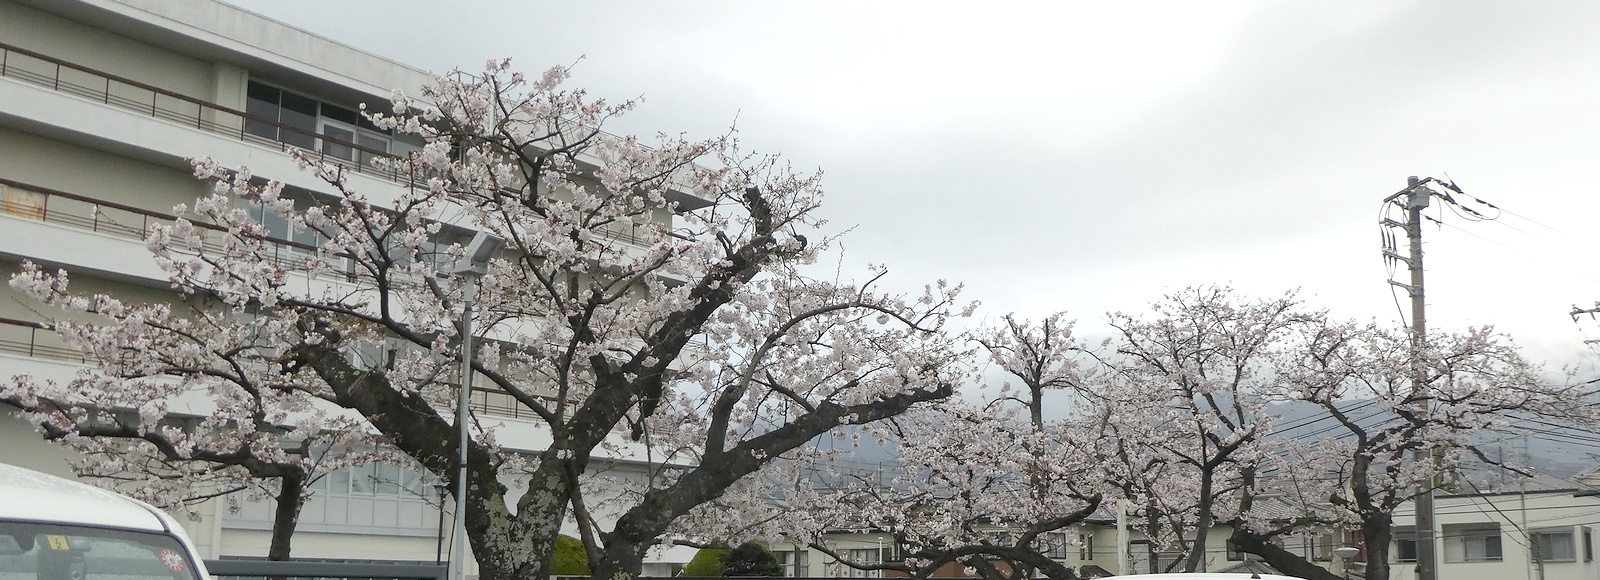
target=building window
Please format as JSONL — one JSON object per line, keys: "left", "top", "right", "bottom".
{"left": 1531, "top": 529, "right": 1577, "bottom": 563}
{"left": 1039, "top": 532, "right": 1069, "bottom": 559}
{"left": 1310, "top": 532, "right": 1337, "bottom": 561}
{"left": 777, "top": 550, "right": 808, "bottom": 577}
{"left": 1443, "top": 524, "right": 1502, "bottom": 563}
{"left": 246, "top": 196, "right": 329, "bottom": 252}
{"left": 311, "top": 461, "right": 434, "bottom": 499}
{"left": 1585, "top": 528, "right": 1593, "bottom": 562}
{"left": 825, "top": 548, "right": 882, "bottom": 578}
{"left": 1078, "top": 533, "right": 1094, "bottom": 561}
{"left": 1393, "top": 528, "right": 1417, "bottom": 563}
{"left": 243, "top": 81, "right": 409, "bottom": 164}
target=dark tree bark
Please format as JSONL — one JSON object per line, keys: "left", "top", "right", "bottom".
{"left": 1226, "top": 528, "right": 1340, "bottom": 580}
{"left": 267, "top": 469, "right": 307, "bottom": 561}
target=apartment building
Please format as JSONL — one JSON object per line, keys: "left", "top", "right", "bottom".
{"left": 0, "top": 0, "right": 697, "bottom": 574}
{"left": 1391, "top": 488, "right": 1600, "bottom": 580}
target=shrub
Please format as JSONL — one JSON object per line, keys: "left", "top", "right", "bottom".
{"left": 684, "top": 544, "right": 731, "bottom": 577}
{"left": 552, "top": 534, "right": 590, "bottom": 576}
{"left": 723, "top": 541, "right": 783, "bottom": 577}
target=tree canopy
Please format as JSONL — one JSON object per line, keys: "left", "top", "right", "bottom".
{"left": 1, "top": 59, "right": 970, "bottom": 580}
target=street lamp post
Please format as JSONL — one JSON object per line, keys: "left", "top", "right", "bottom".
{"left": 1333, "top": 546, "right": 1360, "bottom": 580}
{"left": 446, "top": 232, "right": 503, "bottom": 580}
{"left": 434, "top": 482, "right": 449, "bottom": 564}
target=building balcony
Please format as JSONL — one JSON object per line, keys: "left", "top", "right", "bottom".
{"left": 0, "top": 176, "right": 361, "bottom": 286}
{"left": 0, "top": 41, "right": 416, "bottom": 187}
{"left": 0, "top": 41, "right": 713, "bottom": 215}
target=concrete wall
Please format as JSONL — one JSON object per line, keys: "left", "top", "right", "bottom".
{"left": 1394, "top": 491, "right": 1600, "bottom": 580}
{"left": 0, "top": 126, "right": 209, "bottom": 214}
{"left": 0, "top": 1, "right": 216, "bottom": 101}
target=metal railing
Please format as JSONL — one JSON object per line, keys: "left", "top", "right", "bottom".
{"left": 0, "top": 317, "right": 85, "bottom": 363}
{"left": 0, "top": 177, "right": 354, "bottom": 280}
{"left": 468, "top": 385, "right": 574, "bottom": 420}
{"left": 0, "top": 43, "right": 694, "bottom": 253}
{"left": 205, "top": 559, "right": 445, "bottom": 580}
{"left": 0, "top": 41, "right": 415, "bottom": 186}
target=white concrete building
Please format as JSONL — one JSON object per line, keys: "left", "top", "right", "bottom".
{"left": 0, "top": 0, "right": 697, "bottom": 575}
{"left": 1392, "top": 488, "right": 1600, "bottom": 580}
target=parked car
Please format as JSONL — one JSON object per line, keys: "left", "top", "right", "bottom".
{"left": 0, "top": 463, "right": 210, "bottom": 580}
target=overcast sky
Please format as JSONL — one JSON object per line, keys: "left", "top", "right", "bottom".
{"left": 225, "top": 0, "right": 1600, "bottom": 375}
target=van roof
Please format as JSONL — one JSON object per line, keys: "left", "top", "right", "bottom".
{"left": 0, "top": 462, "right": 169, "bottom": 532}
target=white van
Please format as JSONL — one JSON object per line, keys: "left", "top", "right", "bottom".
{"left": 0, "top": 463, "right": 210, "bottom": 580}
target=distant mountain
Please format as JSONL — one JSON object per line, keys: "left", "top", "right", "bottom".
{"left": 1268, "top": 399, "right": 1600, "bottom": 485}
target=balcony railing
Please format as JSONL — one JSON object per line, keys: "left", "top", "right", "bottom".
{"left": 0, "top": 317, "right": 86, "bottom": 363}
{"left": 0, "top": 41, "right": 415, "bottom": 186}
{"left": 0, "top": 177, "right": 353, "bottom": 280}
{"left": 0, "top": 42, "right": 699, "bottom": 254}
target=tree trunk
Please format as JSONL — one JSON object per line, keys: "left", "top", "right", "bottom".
{"left": 1227, "top": 528, "right": 1340, "bottom": 580}
{"left": 267, "top": 470, "right": 306, "bottom": 561}
{"left": 1144, "top": 512, "right": 1162, "bottom": 574}
{"left": 1183, "top": 474, "right": 1215, "bottom": 572}
{"left": 1360, "top": 513, "right": 1392, "bottom": 580}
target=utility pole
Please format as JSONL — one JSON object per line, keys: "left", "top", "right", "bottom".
{"left": 1383, "top": 176, "right": 1437, "bottom": 580}
{"left": 1572, "top": 304, "right": 1600, "bottom": 345}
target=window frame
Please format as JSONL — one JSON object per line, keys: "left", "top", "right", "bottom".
{"left": 1531, "top": 529, "right": 1578, "bottom": 563}
{"left": 1443, "top": 524, "right": 1503, "bottom": 563}
{"left": 1393, "top": 528, "right": 1418, "bottom": 563}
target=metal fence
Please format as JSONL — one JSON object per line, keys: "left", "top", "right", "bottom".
{"left": 204, "top": 559, "right": 446, "bottom": 580}
{"left": 0, "top": 41, "right": 414, "bottom": 186}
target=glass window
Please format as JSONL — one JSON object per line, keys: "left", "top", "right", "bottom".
{"left": 244, "top": 82, "right": 280, "bottom": 141}
{"left": 319, "top": 103, "right": 359, "bottom": 125}
{"left": 777, "top": 550, "right": 807, "bottom": 577}
{"left": 246, "top": 196, "right": 327, "bottom": 251}
{"left": 398, "top": 466, "right": 423, "bottom": 497}
{"left": 328, "top": 468, "right": 351, "bottom": 494}
{"left": 0, "top": 521, "right": 203, "bottom": 580}
{"left": 321, "top": 124, "right": 356, "bottom": 161}
{"left": 245, "top": 81, "right": 396, "bottom": 166}
{"left": 277, "top": 91, "right": 318, "bottom": 150}
{"left": 375, "top": 463, "right": 400, "bottom": 495}
{"left": 1312, "top": 532, "right": 1337, "bottom": 561}
{"left": 1394, "top": 528, "right": 1417, "bottom": 563}
{"left": 1039, "top": 532, "right": 1068, "bottom": 559}
{"left": 1532, "top": 530, "right": 1576, "bottom": 562}
{"left": 247, "top": 201, "right": 290, "bottom": 242}
{"left": 350, "top": 463, "right": 377, "bottom": 494}
{"left": 357, "top": 132, "right": 390, "bottom": 166}
{"left": 1444, "top": 525, "right": 1502, "bottom": 563}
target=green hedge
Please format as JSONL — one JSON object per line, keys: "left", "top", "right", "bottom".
{"left": 552, "top": 534, "right": 590, "bottom": 576}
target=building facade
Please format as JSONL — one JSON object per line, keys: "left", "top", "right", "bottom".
{"left": 0, "top": 0, "right": 695, "bottom": 575}
{"left": 1391, "top": 489, "right": 1600, "bottom": 580}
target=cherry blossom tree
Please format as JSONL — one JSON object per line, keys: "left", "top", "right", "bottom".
{"left": 0, "top": 273, "right": 402, "bottom": 560}
{"left": 1224, "top": 320, "right": 1598, "bottom": 580}
{"left": 1100, "top": 286, "right": 1309, "bottom": 572}
{"left": 682, "top": 314, "right": 1108, "bottom": 580}
{"left": 3, "top": 60, "right": 971, "bottom": 580}
{"left": 696, "top": 286, "right": 1596, "bottom": 580}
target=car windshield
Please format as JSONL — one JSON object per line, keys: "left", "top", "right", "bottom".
{"left": 0, "top": 521, "right": 201, "bottom": 580}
